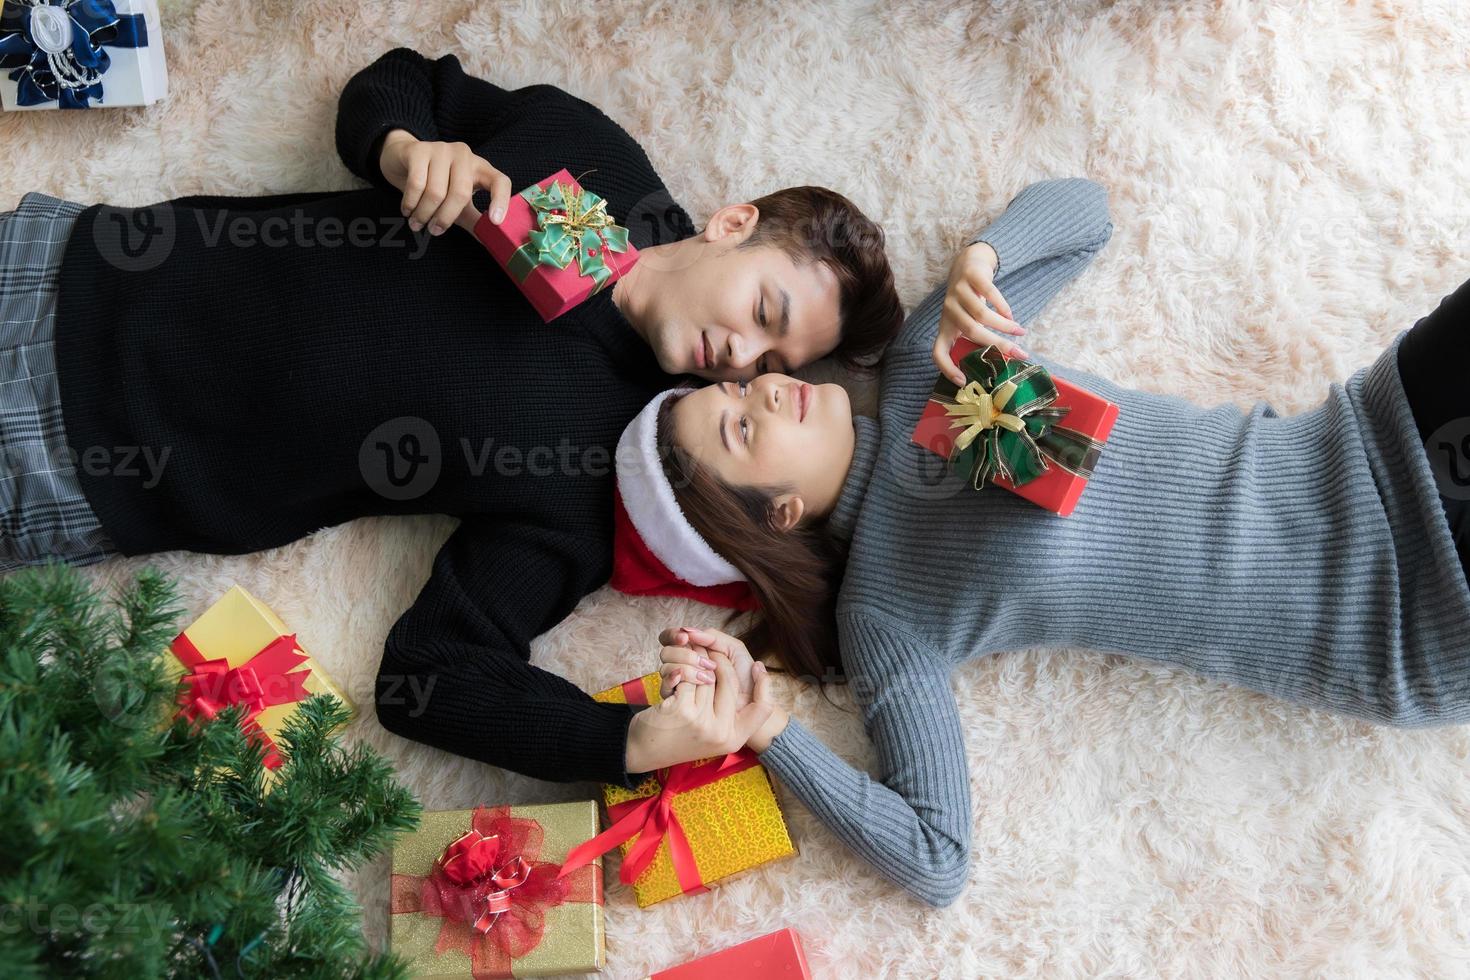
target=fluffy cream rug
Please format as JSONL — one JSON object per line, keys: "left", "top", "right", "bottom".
{"left": 6, "top": 0, "right": 1470, "bottom": 975}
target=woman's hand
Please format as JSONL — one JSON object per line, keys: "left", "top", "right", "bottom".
{"left": 657, "top": 626, "right": 755, "bottom": 703}
{"left": 745, "top": 659, "right": 787, "bottom": 753}
{"left": 624, "top": 651, "right": 773, "bottom": 772}
{"left": 378, "top": 128, "right": 513, "bottom": 237}
{"left": 934, "top": 241, "right": 1028, "bottom": 386}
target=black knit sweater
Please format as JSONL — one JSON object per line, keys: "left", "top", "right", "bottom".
{"left": 53, "top": 48, "right": 699, "bottom": 788}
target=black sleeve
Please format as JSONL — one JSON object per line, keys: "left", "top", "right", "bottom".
{"left": 334, "top": 47, "right": 696, "bottom": 250}
{"left": 375, "top": 515, "right": 649, "bottom": 789}
{"left": 334, "top": 47, "right": 520, "bottom": 194}
{"left": 160, "top": 190, "right": 362, "bottom": 211}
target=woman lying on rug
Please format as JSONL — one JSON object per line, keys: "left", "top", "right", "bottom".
{"left": 604, "top": 177, "right": 1470, "bottom": 906}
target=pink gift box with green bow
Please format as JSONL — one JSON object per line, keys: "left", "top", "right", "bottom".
{"left": 474, "top": 168, "right": 640, "bottom": 322}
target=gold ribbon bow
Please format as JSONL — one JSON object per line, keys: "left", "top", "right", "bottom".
{"left": 945, "top": 378, "right": 1028, "bottom": 452}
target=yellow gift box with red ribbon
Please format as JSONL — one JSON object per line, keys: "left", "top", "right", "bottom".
{"left": 390, "top": 801, "right": 606, "bottom": 978}
{"left": 559, "top": 673, "right": 797, "bottom": 908}
{"left": 160, "top": 585, "right": 353, "bottom": 789}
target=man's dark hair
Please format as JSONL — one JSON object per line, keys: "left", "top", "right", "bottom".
{"left": 738, "top": 186, "right": 903, "bottom": 373}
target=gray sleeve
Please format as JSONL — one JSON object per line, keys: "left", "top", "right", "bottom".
{"left": 755, "top": 612, "right": 973, "bottom": 907}
{"left": 895, "top": 177, "right": 1114, "bottom": 354}
{"left": 969, "top": 177, "right": 1113, "bottom": 280}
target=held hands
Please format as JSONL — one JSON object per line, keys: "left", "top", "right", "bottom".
{"left": 377, "top": 128, "right": 513, "bottom": 237}
{"left": 934, "top": 241, "right": 1028, "bottom": 387}
{"left": 657, "top": 626, "right": 756, "bottom": 701}
{"left": 657, "top": 627, "right": 788, "bottom": 754}
{"left": 623, "top": 636, "right": 775, "bottom": 774}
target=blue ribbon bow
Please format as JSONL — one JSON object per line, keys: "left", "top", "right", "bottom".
{"left": 0, "top": 0, "right": 149, "bottom": 109}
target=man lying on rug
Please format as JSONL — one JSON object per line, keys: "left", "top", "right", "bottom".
{"left": 0, "top": 46, "right": 919, "bottom": 788}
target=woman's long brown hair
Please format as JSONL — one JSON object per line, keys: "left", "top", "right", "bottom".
{"left": 655, "top": 389, "right": 848, "bottom": 688}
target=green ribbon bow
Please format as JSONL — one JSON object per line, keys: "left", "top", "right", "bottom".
{"left": 928, "top": 345, "right": 1106, "bottom": 491}
{"left": 506, "top": 179, "right": 632, "bottom": 294}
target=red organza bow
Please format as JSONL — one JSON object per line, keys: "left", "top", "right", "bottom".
{"left": 391, "top": 805, "right": 601, "bottom": 979}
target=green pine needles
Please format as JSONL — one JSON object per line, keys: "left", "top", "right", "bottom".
{"left": 0, "top": 564, "right": 422, "bottom": 978}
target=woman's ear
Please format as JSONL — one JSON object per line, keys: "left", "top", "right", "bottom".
{"left": 770, "top": 492, "right": 805, "bottom": 533}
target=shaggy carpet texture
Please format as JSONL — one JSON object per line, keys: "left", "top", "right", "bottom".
{"left": 5, "top": 0, "right": 1470, "bottom": 976}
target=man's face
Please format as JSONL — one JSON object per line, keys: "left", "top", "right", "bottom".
{"left": 638, "top": 206, "right": 843, "bottom": 381}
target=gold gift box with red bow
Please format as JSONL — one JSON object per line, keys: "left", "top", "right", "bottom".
{"left": 580, "top": 672, "right": 798, "bottom": 907}
{"left": 160, "top": 584, "right": 353, "bottom": 789}
{"left": 390, "top": 801, "right": 606, "bottom": 978}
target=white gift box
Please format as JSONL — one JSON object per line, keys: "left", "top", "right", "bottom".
{"left": 1, "top": 0, "right": 167, "bottom": 111}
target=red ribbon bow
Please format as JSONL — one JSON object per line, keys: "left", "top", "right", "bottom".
{"left": 556, "top": 676, "right": 763, "bottom": 899}
{"left": 169, "top": 630, "right": 312, "bottom": 769}
{"left": 390, "top": 805, "right": 601, "bottom": 978}
{"left": 557, "top": 749, "right": 762, "bottom": 898}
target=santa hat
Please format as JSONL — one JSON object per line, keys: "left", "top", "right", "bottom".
{"left": 610, "top": 389, "right": 759, "bottom": 611}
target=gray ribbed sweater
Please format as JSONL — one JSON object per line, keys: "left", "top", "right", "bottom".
{"left": 756, "top": 178, "right": 1470, "bottom": 907}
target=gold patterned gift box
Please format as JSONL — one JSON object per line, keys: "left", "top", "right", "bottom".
{"left": 390, "top": 801, "right": 606, "bottom": 978}
{"left": 571, "top": 672, "right": 798, "bottom": 908}
{"left": 160, "top": 584, "right": 353, "bottom": 790}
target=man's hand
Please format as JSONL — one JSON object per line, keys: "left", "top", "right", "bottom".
{"left": 624, "top": 651, "right": 773, "bottom": 773}
{"left": 934, "top": 240, "right": 1028, "bottom": 386}
{"left": 377, "top": 128, "right": 512, "bottom": 237}
{"left": 657, "top": 626, "right": 755, "bottom": 703}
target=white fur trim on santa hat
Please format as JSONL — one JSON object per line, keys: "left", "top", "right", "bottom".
{"left": 615, "top": 389, "right": 747, "bottom": 587}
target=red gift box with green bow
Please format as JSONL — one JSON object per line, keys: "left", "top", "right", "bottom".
{"left": 474, "top": 168, "right": 639, "bottom": 322}
{"left": 911, "top": 337, "right": 1119, "bottom": 516}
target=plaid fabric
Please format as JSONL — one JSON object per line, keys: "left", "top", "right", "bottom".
{"left": 0, "top": 191, "right": 116, "bottom": 573}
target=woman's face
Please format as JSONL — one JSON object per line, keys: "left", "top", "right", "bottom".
{"left": 670, "top": 374, "right": 856, "bottom": 527}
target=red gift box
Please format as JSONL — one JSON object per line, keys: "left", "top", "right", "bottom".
{"left": 646, "top": 928, "right": 811, "bottom": 980}
{"left": 474, "top": 168, "right": 640, "bottom": 322}
{"left": 911, "top": 337, "right": 1119, "bottom": 516}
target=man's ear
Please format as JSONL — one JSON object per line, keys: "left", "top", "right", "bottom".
{"left": 770, "top": 492, "right": 805, "bottom": 533}
{"left": 703, "top": 202, "right": 760, "bottom": 244}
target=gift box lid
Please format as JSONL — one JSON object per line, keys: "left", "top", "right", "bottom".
{"left": 163, "top": 584, "right": 353, "bottom": 715}
{"left": 648, "top": 927, "right": 811, "bottom": 979}
{"left": 0, "top": 0, "right": 168, "bottom": 111}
